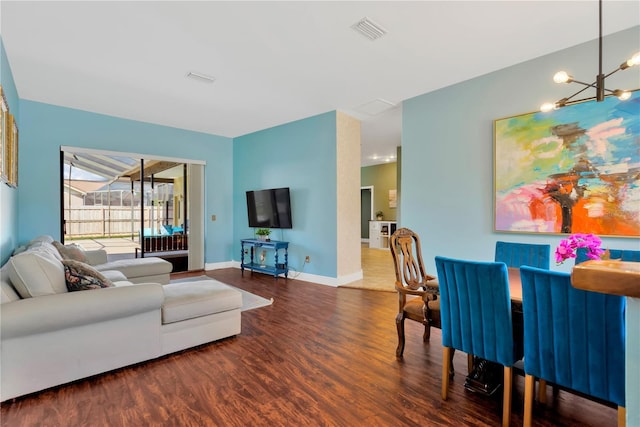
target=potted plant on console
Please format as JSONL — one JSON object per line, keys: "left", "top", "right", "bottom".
{"left": 256, "top": 228, "right": 271, "bottom": 241}
{"left": 376, "top": 211, "right": 384, "bottom": 220}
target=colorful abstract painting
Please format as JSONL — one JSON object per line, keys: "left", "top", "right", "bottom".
{"left": 494, "top": 91, "right": 640, "bottom": 237}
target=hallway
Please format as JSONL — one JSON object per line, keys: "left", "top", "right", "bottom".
{"left": 340, "top": 243, "right": 396, "bottom": 292}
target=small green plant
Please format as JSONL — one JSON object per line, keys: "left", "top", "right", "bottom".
{"left": 375, "top": 211, "right": 384, "bottom": 219}
{"left": 256, "top": 228, "right": 271, "bottom": 236}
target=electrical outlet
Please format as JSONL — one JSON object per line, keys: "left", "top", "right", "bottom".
{"left": 305, "top": 255, "right": 310, "bottom": 263}
{"left": 211, "top": 214, "right": 216, "bottom": 221}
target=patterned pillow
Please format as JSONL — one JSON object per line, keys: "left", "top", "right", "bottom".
{"left": 53, "top": 241, "right": 88, "bottom": 263}
{"left": 62, "top": 259, "right": 114, "bottom": 291}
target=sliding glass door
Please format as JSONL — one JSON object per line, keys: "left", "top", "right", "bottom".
{"left": 60, "top": 147, "right": 205, "bottom": 271}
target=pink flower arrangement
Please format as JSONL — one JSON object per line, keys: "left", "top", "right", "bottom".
{"left": 555, "top": 233, "right": 605, "bottom": 265}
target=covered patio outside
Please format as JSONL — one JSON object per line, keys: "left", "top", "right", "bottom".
{"left": 71, "top": 237, "right": 139, "bottom": 262}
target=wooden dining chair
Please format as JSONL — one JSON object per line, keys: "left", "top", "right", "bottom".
{"left": 389, "top": 228, "right": 440, "bottom": 359}
{"left": 435, "top": 256, "right": 519, "bottom": 427}
{"left": 520, "top": 266, "right": 626, "bottom": 427}
{"left": 495, "top": 241, "right": 550, "bottom": 269}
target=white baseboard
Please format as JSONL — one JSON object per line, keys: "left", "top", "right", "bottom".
{"left": 207, "top": 261, "right": 357, "bottom": 288}
{"left": 205, "top": 261, "right": 237, "bottom": 270}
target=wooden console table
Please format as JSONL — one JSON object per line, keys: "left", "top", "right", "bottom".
{"left": 240, "top": 239, "right": 289, "bottom": 279}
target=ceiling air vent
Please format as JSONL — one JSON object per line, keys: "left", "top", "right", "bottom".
{"left": 186, "top": 71, "right": 216, "bottom": 83}
{"left": 351, "top": 17, "right": 387, "bottom": 41}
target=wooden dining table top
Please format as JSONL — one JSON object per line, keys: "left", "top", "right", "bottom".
{"left": 508, "top": 267, "right": 523, "bottom": 303}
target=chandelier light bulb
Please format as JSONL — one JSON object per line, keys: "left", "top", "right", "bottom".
{"left": 553, "top": 71, "right": 572, "bottom": 84}
{"left": 540, "top": 102, "right": 556, "bottom": 112}
{"left": 615, "top": 90, "right": 632, "bottom": 101}
{"left": 627, "top": 52, "right": 640, "bottom": 67}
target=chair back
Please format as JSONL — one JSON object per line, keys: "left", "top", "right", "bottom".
{"left": 575, "top": 247, "right": 640, "bottom": 264}
{"left": 434, "top": 256, "right": 516, "bottom": 367}
{"left": 390, "top": 228, "right": 432, "bottom": 291}
{"left": 520, "top": 266, "right": 625, "bottom": 407}
{"left": 495, "top": 241, "right": 550, "bottom": 269}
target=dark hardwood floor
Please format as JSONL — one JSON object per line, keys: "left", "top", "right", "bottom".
{"left": 1, "top": 268, "right": 618, "bottom": 426}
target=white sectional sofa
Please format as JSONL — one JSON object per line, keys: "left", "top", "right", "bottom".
{"left": 0, "top": 236, "right": 242, "bottom": 401}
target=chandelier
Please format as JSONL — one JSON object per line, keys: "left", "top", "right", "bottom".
{"left": 540, "top": 0, "right": 640, "bottom": 112}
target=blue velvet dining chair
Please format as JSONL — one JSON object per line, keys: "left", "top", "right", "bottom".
{"left": 519, "top": 266, "right": 626, "bottom": 427}
{"left": 495, "top": 241, "right": 550, "bottom": 269}
{"left": 575, "top": 247, "right": 640, "bottom": 264}
{"left": 435, "top": 256, "right": 519, "bottom": 427}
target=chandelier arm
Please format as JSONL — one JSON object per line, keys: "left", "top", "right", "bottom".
{"left": 565, "top": 96, "right": 597, "bottom": 106}
{"left": 562, "top": 84, "right": 594, "bottom": 103}
{"left": 570, "top": 79, "right": 596, "bottom": 88}
{"left": 603, "top": 67, "right": 623, "bottom": 80}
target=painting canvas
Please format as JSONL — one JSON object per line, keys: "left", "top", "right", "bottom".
{"left": 494, "top": 91, "right": 640, "bottom": 237}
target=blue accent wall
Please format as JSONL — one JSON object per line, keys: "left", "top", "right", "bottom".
{"left": 0, "top": 38, "right": 20, "bottom": 264}
{"left": 16, "top": 100, "right": 234, "bottom": 264}
{"left": 401, "top": 27, "right": 640, "bottom": 275}
{"left": 233, "top": 112, "right": 338, "bottom": 277}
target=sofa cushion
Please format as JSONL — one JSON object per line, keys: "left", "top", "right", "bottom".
{"left": 52, "top": 241, "right": 88, "bottom": 263}
{"left": 62, "top": 260, "right": 114, "bottom": 291}
{"left": 1, "top": 265, "right": 21, "bottom": 303}
{"left": 7, "top": 251, "right": 67, "bottom": 298}
{"left": 25, "top": 241, "right": 64, "bottom": 262}
{"left": 161, "top": 280, "right": 242, "bottom": 324}
{"left": 101, "top": 270, "right": 128, "bottom": 283}
{"left": 94, "top": 257, "right": 173, "bottom": 279}
{"left": 30, "top": 235, "right": 55, "bottom": 244}
{"left": 11, "top": 235, "right": 56, "bottom": 257}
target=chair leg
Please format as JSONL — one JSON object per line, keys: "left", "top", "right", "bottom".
{"left": 618, "top": 406, "right": 626, "bottom": 427}
{"left": 538, "top": 379, "right": 547, "bottom": 404}
{"left": 524, "top": 374, "right": 535, "bottom": 427}
{"left": 395, "top": 313, "right": 405, "bottom": 358}
{"left": 467, "top": 354, "right": 474, "bottom": 374}
{"left": 449, "top": 348, "right": 455, "bottom": 379}
{"left": 422, "top": 322, "right": 431, "bottom": 342}
{"left": 502, "top": 366, "right": 512, "bottom": 427}
{"left": 442, "top": 347, "right": 452, "bottom": 400}
{"left": 422, "top": 305, "right": 431, "bottom": 342}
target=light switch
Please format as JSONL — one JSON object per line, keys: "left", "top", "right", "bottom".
{"left": 211, "top": 215, "right": 216, "bottom": 221}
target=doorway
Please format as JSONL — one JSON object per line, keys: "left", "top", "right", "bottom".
{"left": 361, "top": 186, "right": 373, "bottom": 243}
{"left": 60, "top": 147, "right": 205, "bottom": 272}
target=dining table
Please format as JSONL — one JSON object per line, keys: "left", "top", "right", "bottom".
{"left": 508, "top": 267, "right": 523, "bottom": 304}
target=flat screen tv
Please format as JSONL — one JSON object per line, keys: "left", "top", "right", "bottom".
{"left": 246, "top": 187, "right": 293, "bottom": 229}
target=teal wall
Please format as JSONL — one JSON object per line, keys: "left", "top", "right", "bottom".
{"left": 233, "top": 112, "right": 338, "bottom": 277}
{"left": 402, "top": 28, "right": 640, "bottom": 420}
{"left": 402, "top": 26, "right": 640, "bottom": 275}
{"left": 0, "top": 38, "right": 20, "bottom": 265}
{"left": 16, "top": 101, "right": 234, "bottom": 264}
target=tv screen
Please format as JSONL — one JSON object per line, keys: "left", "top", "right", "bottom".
{"left": 246, "top": 187, "right": 292, "bottom": 229}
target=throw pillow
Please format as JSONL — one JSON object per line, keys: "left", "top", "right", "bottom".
{"left": 53, "top": 241, "right": 88, "bottom": 263}
{"left": 62, "top": 259, "right": 114, "bottom": 291}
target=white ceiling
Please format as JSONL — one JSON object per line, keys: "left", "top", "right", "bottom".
{"left": 2, "top": 1, "right": 639, "bottom": 167}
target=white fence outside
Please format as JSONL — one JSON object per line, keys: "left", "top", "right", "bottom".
{"left": 64, "top": 207, "right": 169, "bottom": 238}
